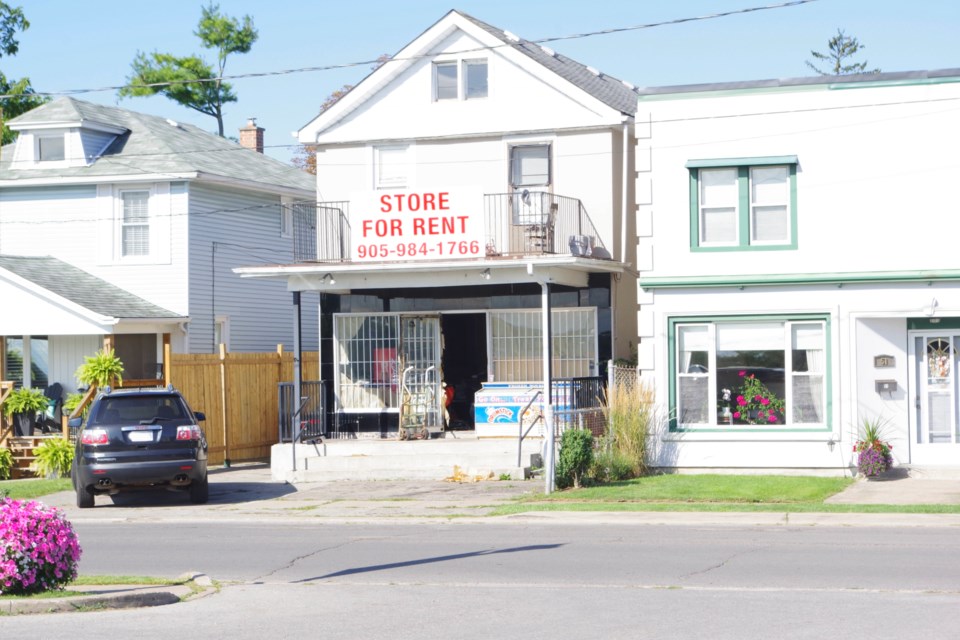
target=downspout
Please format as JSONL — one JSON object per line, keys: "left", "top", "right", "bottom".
{"left": 620, "top": 118, "right": 630, "bottom": 264}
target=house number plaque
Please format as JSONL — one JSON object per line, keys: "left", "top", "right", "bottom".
{"left": 874, "top": 355, "right": 895, "bottom": 368}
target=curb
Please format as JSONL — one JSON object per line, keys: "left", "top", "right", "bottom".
{"left": 0, "top": 573, "right": 213, "bottom": 616}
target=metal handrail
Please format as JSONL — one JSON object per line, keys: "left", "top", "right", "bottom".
{"left": 517, "top": 390, "right": 544, "bottom": 468}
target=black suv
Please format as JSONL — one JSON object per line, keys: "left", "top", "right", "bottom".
{"left": 70, "top": 386, "right": 209, "bottom": 508}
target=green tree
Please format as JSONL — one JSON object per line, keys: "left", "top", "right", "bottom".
{"left": 118, "top": 3, "right": 258, "bottom": 137}
{"left": 806, "top": 28, "right": 880, "bottom": 76}
{"left": 0, "top": 2, "right": 46, "bottom": 145}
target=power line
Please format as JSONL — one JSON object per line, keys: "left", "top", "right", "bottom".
{"left": 0, "top": 1, "right": 818, "bottom": 100}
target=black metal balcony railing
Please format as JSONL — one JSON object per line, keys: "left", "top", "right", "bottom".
{"left": 291, "top": 192, "right": 609, "bottom": 264}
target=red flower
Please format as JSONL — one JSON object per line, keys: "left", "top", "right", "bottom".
{"left": 738, "top": 371, "right": 746, "bottom": 377}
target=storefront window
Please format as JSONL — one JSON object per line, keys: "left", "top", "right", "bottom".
{"left": 674, "top": 319, "right": 827, "bottom": 430}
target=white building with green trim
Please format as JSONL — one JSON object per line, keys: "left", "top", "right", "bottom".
{"left": 635, "top": 69, "right": 960, "bottom": 472}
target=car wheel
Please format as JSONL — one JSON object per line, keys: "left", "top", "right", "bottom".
{"left": 189, "top": 473, "right": 209, "bottom": 504}
{"left": 76, "top": 483, "right": 95, "bottom": 509}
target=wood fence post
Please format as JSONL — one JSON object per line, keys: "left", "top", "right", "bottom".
{"left": 220, "top": 343, "right": 229, "bottom": 467}
{"left": 163, "top": 334, "right": 171, "bottom": 386}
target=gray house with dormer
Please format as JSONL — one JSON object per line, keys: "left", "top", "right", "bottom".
{"left": 0, "top": 97, "right": 316, "bottom": 393}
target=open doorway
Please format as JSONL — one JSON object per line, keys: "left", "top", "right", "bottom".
{"left": 441, "top": 313, "right": 487, "bottom": 429}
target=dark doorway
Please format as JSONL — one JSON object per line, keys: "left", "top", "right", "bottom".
{"left": 440, "top": 313, "right": 487, "bottom": 429}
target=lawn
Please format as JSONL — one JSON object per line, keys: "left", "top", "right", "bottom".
{"left": 490, "top": 474, "right": 960, "bottom": 515}
{"left": 0, "top": 477, "right": 72, "bottom": 500}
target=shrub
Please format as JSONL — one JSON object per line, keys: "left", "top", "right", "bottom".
{"left": 75, "top": 348, "right": 124, "bottom": 389}
{"left": 590, "top": 447, "right": 634, "bottom": 483}
{"left": 30, "top": 438, "right": 75, "bottom": 479}
{"left": 0, "top": 498, "right": 82, "bottom": 595}
{"left": 556, "top": 428, "right": 594, "bottom": 489}
{"left": 0, "top": 448, "right": 13, "bottom": 481}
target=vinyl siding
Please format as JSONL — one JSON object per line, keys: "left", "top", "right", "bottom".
{"left": 48, "top": 335, "right": 101, "bottom": 394}
{"left": 187, "top": 183, "right": 319, "bottom": 353}
{"left": 78, "top": 129, "right": 117, "bottom": 162}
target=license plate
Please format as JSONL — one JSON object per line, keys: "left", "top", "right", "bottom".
{"left": 128, "top": 431, "right": 154, "bottom": 443}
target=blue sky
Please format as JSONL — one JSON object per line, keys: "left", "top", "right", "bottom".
{"left": 5, "top": 0, "right": 958, "bottom": 163}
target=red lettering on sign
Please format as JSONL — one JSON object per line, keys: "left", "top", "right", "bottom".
{"left": 362, "top": 218, "right": 403, "bottom": 237}
{"left": 379, "top": 192, "right": 451, "bottom": 213}
{"left": 411, "top": 216, "right": 469, "bottom": 235}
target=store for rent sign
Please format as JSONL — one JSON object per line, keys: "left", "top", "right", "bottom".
{"left": 350, "top": 188, "right": 484, "bottom": 262}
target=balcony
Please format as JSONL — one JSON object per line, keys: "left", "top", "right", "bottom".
{"left": 291, "top": 191, "right": 609, "bottom": 264}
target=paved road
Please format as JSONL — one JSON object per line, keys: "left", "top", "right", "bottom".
{"left": 8, "top": 519, "right": 960, "bottom": 639}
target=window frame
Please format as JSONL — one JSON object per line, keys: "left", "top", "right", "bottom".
{"left": 668, "top": 314, "right": 831, "bottom": 433}
{"left": 117, "top": 188, "right": 152, "bottom": 260}
{"left": 35, "top": 134, "right": 66, "bottom": 163}
{"left": 510, "top": 144, "right": 552, "bottom": 188}
{"left": 687, "top": 156, "right": 798, "bottom": 252}
{"left": 373, "top": 144, "right": 410, "bottom": 189}
{"left": 433, "top": 57, "right": 488, "bottom": 102}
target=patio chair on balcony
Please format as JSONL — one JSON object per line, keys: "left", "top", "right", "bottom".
{"left": 524, "top": 202, "right": 558, "bottom": 253}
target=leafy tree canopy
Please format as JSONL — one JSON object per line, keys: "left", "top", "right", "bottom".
{"left": 0, "top": 2, "right": 46, "bottom": 145}
{"left": 0, "top": 1, "right": 27, "bottom": 58}
{"left": 118, "top": 3, "right": 258, "bottom": 137}
{"left": 806, "top": 28, "right": 880, "bottom": 76}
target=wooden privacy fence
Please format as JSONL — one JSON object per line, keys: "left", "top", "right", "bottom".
{"left": 169, "top": 346, "right": 320, "bottom": 466}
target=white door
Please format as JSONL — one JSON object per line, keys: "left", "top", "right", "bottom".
{"left": 909, "top": 333, "right": 960, "bottom": 464}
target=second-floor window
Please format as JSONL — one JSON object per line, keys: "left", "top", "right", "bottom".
{"left": 433, "top": 58, "right": 488, "bottom": 101}
{"left": 121, "top": 190, "right": 150, "bottom": 257}
{"left": 510, "top": 144, "right": 551, "bottom": 188}
{"left": 688, "top": 156, "right": 797, "bottom": 251}
{"left": 375, "top": 145, "right": 409, "bottom": 189}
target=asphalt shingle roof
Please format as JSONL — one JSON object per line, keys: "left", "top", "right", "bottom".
{"left": 1, "top": 98, "right": 315, "bottom": 194}
{"left": 457, "top": 11, "right": 638, "bottom": 116}
{"left": 0, "top": 255, "right": 182, "bottom": 320}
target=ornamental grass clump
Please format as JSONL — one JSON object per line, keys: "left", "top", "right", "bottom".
{"left": 0, "top": 498, "right": 82, "bottom": 595}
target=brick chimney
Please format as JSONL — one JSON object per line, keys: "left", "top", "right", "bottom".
{"left": 239, "top": 117, "right": 264, "bottom": 153}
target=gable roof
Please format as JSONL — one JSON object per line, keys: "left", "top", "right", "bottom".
{"left": 0, "top": 255, "right": 182, "bottom": 320}
{"left": 456, "top": 11, "right": 637, "bottom": 116}
{"left": 1, "top": 98, "right": 315, "bottom": 195}
{"left": 299, "top": 10, "right": 637, "bottom": 141}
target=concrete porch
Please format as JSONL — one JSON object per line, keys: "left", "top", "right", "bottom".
{"left": 270, "top": 431, "right": 544, "bottom": 483}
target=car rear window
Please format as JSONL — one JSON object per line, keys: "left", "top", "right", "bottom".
{"left": 91, "top": 395, "right": 188, "bottom": 426}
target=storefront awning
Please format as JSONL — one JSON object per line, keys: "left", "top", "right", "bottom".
{"left": 235, "top": 256, "right": 628, "bottom": 292}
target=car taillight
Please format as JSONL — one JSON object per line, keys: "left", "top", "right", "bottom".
{"left": 81, "top": 429, "right": 109, "bottom": 445}
{"left": 176, "top": 425, "right": 201, "bottom": 441}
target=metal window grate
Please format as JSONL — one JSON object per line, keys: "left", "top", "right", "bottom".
{"left": 489, "top": 309, "right": 597, "bottom": 381}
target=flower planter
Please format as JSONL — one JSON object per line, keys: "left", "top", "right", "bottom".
{"left": 13, "top": 412, "right": 36, "bottom": 437}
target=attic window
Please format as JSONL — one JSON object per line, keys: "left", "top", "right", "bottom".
{"left": 433, "top": 59, "right": 488, "bottom": 101}
{"left": 37, "top": 135, "right": 65, "bottom": 162}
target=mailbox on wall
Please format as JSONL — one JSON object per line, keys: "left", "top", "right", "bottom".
{"left": 875, "top": 379, "right": 897, "bottom": 394}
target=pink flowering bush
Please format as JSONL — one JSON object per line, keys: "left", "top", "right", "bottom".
{"left": 0, "top": 498, "right": 82, "bottom": 595}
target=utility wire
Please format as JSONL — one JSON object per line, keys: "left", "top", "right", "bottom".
{"left": 0, "top": 1, "right": 817, "bottom": 100}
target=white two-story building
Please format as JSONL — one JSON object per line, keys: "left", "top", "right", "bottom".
{"left": 635, "top": 69, "right": 960, "bottom": 472}
{"left": 239, "top": 10, "right": 638, "bottom": 439}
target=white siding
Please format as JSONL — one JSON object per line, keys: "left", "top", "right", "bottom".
{"left": 187, "top": 183, "right": 319, "bottom": 353}
{"left": 48, "top": 335, "right": 101, "bottom": 394}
